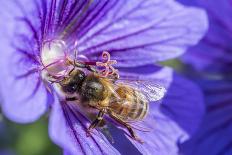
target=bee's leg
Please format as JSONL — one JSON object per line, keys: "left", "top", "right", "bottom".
{"left": 101, "top": 125, "right": 115, "bottom": 143}
{"left": 86, "top": 109, "right": 106, "bottom": 136}
{"left": 68, "top": 67, "right": 75, "bottom": 76}
{"left": 74, "top": 61, "right": 97, "bottom": 73}
{"left": 108, "top": 112, "right": 143, "bottom": 143}
{"left": 65, "top": 97, "right": 78, "bottom": 101}
{"left": 108, "top": 73, "right": 119, "bottom": 83}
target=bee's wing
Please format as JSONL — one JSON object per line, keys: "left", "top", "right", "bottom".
{"left": 115, "top": 79, "right": 167, "bottom": 102}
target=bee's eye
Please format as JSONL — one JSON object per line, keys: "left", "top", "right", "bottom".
{"left": 72, "top": 70, "right": 86, "bottom": 82}
{"left": 61, "top": 82, "right": 78, "bottom": 94}
{"left": 70, "top": 84, "right": 78, "bottom": 91}
{"left": 60, "top": 70, "right": 85, "bottom": 94}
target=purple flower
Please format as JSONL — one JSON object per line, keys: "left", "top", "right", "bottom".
{"left": 0, "top": 0, "right": 207, "bottom": 154}
{"left": 177, "top": 0, "right": 232, "bottom": 154}
{"left": 179, "top": 0, "right": 232, "bottom": 74}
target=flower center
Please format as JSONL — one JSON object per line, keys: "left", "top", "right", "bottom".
{"left": 40, "top": 39, "right": 119, "bottom": 84}
{"left": 41, "top": 39, "right": 70, "bottom": 78}
{"left": 41, "top": 39, "right": 67, "bottom": 66}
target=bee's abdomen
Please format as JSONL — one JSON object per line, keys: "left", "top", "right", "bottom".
{"left": 128, "top": 90, "right": 149, "bottom": 120}
{"left": 111, "top": 86, "right": 149, "bottom": 120}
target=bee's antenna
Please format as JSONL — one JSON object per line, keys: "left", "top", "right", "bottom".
{"left": 68, "top": 41, "right": 79, "bottom": 75}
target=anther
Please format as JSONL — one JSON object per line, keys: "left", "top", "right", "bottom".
{"left": 96, "top": 51, "right": 119, "bottom": 78}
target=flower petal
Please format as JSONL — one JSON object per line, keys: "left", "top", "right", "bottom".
{"left": 0, "top": 48, "right": 48, "bottom": 123}
{"left": 2, "top": 0, "right": 208, "bottom": 68}
{"left": 0, "top": 0, "right": 48, "bottom": 123}
{"left": 179, "top": 80, "right": 232, "bottom": 155}
{"left": 179, "top": 0, "right": 232, "bottom": 73}
{"left": 0, "top": 72, "right": 48, "bottom": 123}
{"left": 49, "top": 98, "right": 120, "bottom": 155}
{"left": 161, "top": 72, "right": 205, "bottom": 135}
{"left": 76, "top": 0, "right": 208, "bottom": 67}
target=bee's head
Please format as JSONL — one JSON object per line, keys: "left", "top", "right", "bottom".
{"left": 60, "top": 69, "right": 86, "bottom": 94}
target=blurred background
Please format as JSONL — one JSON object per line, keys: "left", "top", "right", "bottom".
{"left": 0, "top": 111, "right": 62, "bottom": 155}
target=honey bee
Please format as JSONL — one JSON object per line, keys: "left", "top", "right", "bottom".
{"left": 58, "top": 67, "right": 166, "bottom": 143}
{"left": 41, "top": 39, "right": 166, "bottom": 142}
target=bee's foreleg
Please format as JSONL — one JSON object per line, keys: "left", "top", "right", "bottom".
{"left": 65, "top": 97, "right": 78, "bottom": 101}
{"left": 74, "top": 61, "right": 97, "bottom": 73}
{"left": 108, "top": 112, "right": 144, "bottom": 144}
{"left": 86, "top": 108, "right": 106, "bottom": 136}
{"left": 108, "top": 73, "right": 119, "bottom": 83}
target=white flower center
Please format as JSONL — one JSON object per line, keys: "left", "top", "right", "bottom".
{"left": 41, "top": 40, "right": 66, "bottom": 66}
{"left": 41, "top": 39, "right": 69, "bottom": 78}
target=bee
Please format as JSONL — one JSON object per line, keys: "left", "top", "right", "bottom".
{"left": 41, "top": 39, "right": 166, "bottom": 143}
{"left": 58, "top": 67, "right": 166, "bottom": 143}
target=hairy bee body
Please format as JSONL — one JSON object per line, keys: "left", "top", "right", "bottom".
{"left": 83, "top": 77, "right": 149, "bottom": 121}
{"left": 109, "top": 86, "right": 149, "bottom": 120}
{"left": 57, "top": 68, "right": 165, "bottom": 143}
{"left": 59, "top": 71, "right": 149, "bottom": 121}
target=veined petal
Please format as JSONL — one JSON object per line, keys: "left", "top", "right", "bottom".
{"left": 49, "top": 97, "right": 120, "bottom": 155}
{"left": 179, "top": 80, "right": 232, "bottom": 155}
{"left": 161, "top": 72, "right": 205, "bottom": 135}
{"left": 77, "top": 0, "right": 208, "bottom": 67}
{"left": 179, "top": 0, "right": 232, "bottom": 73}
{"left": 0, "top": 0, "right": 48, "bottom": 123}
{"left": 0, "top": 41, "right": 48, "bottom": 123}
{"left": 1, "top": 0, "right": 208, "bottom": 68}
{"left": 0, "top": 71, "right": 48, "bottom": 123}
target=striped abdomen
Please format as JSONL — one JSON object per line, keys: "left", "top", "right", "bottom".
{"left": 109, "top": 86, "right": 149, "bottom": 120}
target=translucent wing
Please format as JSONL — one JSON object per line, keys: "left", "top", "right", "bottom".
{"left": 115, "top": 78, "right": 167, "bottom": 102}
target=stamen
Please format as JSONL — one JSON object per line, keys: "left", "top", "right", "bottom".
{"left": 40, "top": 59, "right": 69, "bottom": 76}
{"left": 96, "top": 51, "right": 119, "bottom": 78}
{"left": 41, "top": 39, "right": 68, "bottom": 66}
{"left": 43, "top": 39, "right": 67, "bottom": 53}
{"left": 40, "top": 38, "right": 71, "bottom": 81}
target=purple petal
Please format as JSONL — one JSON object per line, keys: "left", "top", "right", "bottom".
{"left": 1, "top": 0, "right": 208, "bottom": 68}
{"left": 161, "top": 72, "right": 205, "bottom": 135}
{"left": 0, "top": 75, "right": 48, "bottom": 123}
{"left": 17, "top": 0, "right": 208, "bottom": 67}
{"left": 0, "top": 0, "right": 48, "bottom": 123}
{"left": 0, "top": 49, "right": 48, "bottom": 123}
{"left": 49, "top": 97, "right": 120, "bottom": 155}
{"left": 179, "top": 0, "right": 232, "bottom": 73}
{"left": 76, "top": 0, "right": 208, "bottom": 67}
{"left": 179, "top": 80, "right": 232, "bottom": 155}
{"left": 63, "top": 150, "right": 73, "bottom": 155}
